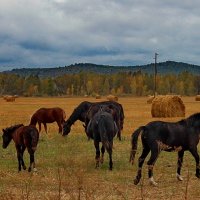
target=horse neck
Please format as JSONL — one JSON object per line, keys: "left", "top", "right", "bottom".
{"left": 30, "top": 115, "right": 37, "bottom": 125}
{"left": 5, "top": 125, "right": 22, "bottom": 146}
{"left": 7, "top": 132, "right": 14, "bottom": 145}
{"left": 67, "top": 108, "right": 85, "bottom": 125}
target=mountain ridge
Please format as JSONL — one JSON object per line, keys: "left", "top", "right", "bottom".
{"left": 2, "top": 60, "right": 200, "bottom": 78}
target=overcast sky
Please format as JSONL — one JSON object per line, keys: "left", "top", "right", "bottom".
{"left": 0, "top": 0, "right": 200, "bottom": 71}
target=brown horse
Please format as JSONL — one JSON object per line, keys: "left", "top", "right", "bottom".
{"left": 30, "top": 107, "right": 66, "bottom": 133}
{"left": 2, "top": 124, "right": 39, "bottom": 172}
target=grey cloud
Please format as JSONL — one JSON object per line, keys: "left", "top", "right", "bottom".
{"left": 0, "top": 0, "right": 200, "bottom": 71}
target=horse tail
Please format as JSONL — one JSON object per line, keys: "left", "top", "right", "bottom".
{"left": 129, "top": 126, "right": 145, "bottom": 164}
{"left": 30, "top": 128, "right": 39, "bottom": 152}
{"left": 99, "top": 116, "right": 113, "bottom": 152}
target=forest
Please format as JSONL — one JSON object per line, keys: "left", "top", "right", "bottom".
{"left": 0, "top": 70, "right": 200, "bottom": 97}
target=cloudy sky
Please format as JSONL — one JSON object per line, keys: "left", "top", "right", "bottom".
{"left": 0, "top": 0, "right": 200, "bottom": 71}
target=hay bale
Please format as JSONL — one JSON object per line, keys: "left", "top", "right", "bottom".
{"left": 107, "top": 94, "right": 118, "bottom": 102}
{"left": 151, "top": 95, "right": 185, "bottom": 118}
{"left": 95, "top": 94, "right": 101, "bottom": 99}
{"left": 147, "top": 96, "right": 155, "bottom": 104}
{"left": 3, "top": 95, "right": 15, "bottom": 102}
{"left": 195, "top": 95, "right": 200, "bottom": 101}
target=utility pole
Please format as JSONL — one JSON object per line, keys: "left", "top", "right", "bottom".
{"left": 154, "top": 53, "right": 158, "bottom": 97}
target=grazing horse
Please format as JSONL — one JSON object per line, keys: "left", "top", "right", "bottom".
{"left": 86, "top": 110, "right": 118, "bottom": 170}
{"left": 2, "top": 124, "right": 39, "bottom": 172}
{"left": 130, "top": 112, "right": 200, "bottom": 186}
{"left": 85, "top": 103, "right": 121, "bottom": 140}
{"left": 63, "top": 101, "right": 124, "bottom": 140}
{"left": 30, "top": 107, "right": 66, "bottom": 133}
{"left": 63, "top": 101, "right": 92, "bottom": 135}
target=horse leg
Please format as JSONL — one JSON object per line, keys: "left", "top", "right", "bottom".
{"left": 94, "top": 141, "right": 100, "bottom": 169}
{"left": 21, "top": 145, "right": 27, "bottom": 170}
{"left": 15, "top": 145, "right": 26, "bottom": 172}
{"left": 189, "top": 148, "right": 200, "bottom": 178}
{"left": 57, "top": 121, "right": 62, "bottom": 134}
{"left": 28, "top": 148, "right": 37, "bottom": 172}
{"left": 117, "top": 130, "right": 121, "bottom": 141}
{"left": 16, "top": 146, "right": 22, "bottom": 172}
{"left": 100, "top": 145, "right": 105, "bottom": 164}
{"left": 44, "top": 123, "right": 47, "bottom": 134}
{"left": 108, "top": 141, "right": 113, "bottom": 170}
{"left": 147, "top": 147, "right": 160, "bottom": 186}
{"left": 176, "top": 150, "right": 184, "bottom": 181}
{"left": 134, "top": 146, "right": 150, "bottom": 185}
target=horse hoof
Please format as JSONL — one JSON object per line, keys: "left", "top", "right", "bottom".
{"left": 195, "top": 173, "right": 200, "bottom": 178}
{"left": 28, "top": 167, "right": 31, "bottom": 172}
{"left": 23, "top": 166, "right": 26, "bottom": 170}
{"left": 95, "top": 165, "right": 99, "bottom": 169}
{"left": 33, "top": 168, "right": 37, "bottom": 172}
{"left": 149, "top": 177, "right": 158, "bottom": 186}
{"left": 134, "top": 178, "right": 139, "bottom": 185}
{"left": 176, "top": 173, "right": 183, "bottom": 181}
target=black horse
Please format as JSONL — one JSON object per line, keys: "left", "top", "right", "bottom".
{"left": 63, "top": 101, "right": 124, "bottom": 140}
{"left": 86, "top": 110, "right": 118, "bottom": 170}
{"left": 130, "top": 112, "right": 200, "bottom": 186}
{"left": 2, "top": 124, "right": 39, "bottom": 172}
{"left": 85, "top": 103, "right": 121, "bottom": 140}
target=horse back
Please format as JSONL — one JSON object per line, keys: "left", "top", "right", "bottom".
{"left": 14, "top": 125, "right": 39, "bottom": 150}
{"left": 144, "top": 121, "right": 189, "bottom": 149}
{"left": 52, "top": 107, "right": 66, "bottom": 122}
{"left": 33, "top": 107, "right": 65, "bottom": 123}
{"left": 87, "top": 111, "right": 117, "bottom": 141}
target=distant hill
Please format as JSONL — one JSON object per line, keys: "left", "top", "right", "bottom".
{"left": 2, "top": 61, "right": 200, "bottom": 78}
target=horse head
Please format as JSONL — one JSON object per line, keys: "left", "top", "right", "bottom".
{"left": 62, "top": 121, "right": 71, "bottom": 136}
{"left": 2, "top": 124, "right": 23, "bottom": 148}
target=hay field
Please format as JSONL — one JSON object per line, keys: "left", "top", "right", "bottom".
{"left": 0, "top": 96, "right": 200, "bottom": 199}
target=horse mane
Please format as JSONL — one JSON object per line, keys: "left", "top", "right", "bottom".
{"left": 4, "top": 124, "right": 24, "bottom": 133}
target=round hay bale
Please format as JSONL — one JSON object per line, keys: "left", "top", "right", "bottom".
{"left": 95, "top": 94, "right": 101, "bottom": 99}
{"left": 147, "top": 96, "right": 155, "bottom": 104}
{"left": 195, "top": 95, "right": 200, "bottom": 101}
{"left": 151, "top": 95, "right": 185, "bottom": 118}
{"left": 107, "top": 94, "right": 118, "bottom": 102}
{"left": 4, "top": 95, "right": 16, "bottom": 102}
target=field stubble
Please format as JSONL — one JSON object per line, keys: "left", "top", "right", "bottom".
{"left": 0, "top": 96, "right": 200, "bottom": 199}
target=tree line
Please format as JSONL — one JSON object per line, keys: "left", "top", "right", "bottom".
{"left": 0, "top": 71, "right": 200, "bottom": 97}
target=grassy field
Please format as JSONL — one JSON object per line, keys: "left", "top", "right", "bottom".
{"left": 0, "top": 96, "right": 200, "bottom": 200}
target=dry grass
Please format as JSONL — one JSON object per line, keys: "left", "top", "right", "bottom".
{"left": 0, "top": 96, "right": 200, "bottom": 199}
